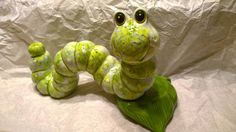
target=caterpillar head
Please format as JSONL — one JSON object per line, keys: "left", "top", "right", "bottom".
{"left": 111, "top": 8, "right": 160, "bottom": 64}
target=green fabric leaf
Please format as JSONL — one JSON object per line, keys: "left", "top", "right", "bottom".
{"left": 117, "top": 76, "right": 177, "bottom": 132}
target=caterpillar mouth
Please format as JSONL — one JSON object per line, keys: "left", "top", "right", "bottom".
{"left": 121, "top": 40, "right": 158, "bottom": 64}
{"left": 112, "top": 43, "right": 156, "bottom": 65}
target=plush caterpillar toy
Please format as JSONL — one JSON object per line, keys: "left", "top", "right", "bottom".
{"left": 28, "top": 8, "right": 159, "bottom": 100}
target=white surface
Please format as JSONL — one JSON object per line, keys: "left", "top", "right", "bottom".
{"left": 0, "top": 0, "right": 236, "bottom": 132}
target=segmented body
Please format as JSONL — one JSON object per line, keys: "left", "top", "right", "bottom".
{"left": 28, "top": 8, "right": 159, "bottom": 100}
{"left": 29, "top": 40, "right": 156, "bottom": 100}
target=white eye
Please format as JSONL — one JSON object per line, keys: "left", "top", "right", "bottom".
{"left": 114, "top": 12, "right": 126, "bottom": 26}
{"left": 134, "top": 9, "right": 147, "bottom": 24}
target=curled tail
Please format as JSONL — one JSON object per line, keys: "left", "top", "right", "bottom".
{"left": 28, "top": 41, "right": 156, "bottom": 100}
{"left": 28, "top": 42, "right": 52, "bottom": 95}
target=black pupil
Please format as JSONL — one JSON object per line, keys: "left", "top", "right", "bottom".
{"left": 135, "top": 10, "right": 145, "bottom": 22}
{"left": 115, "top": 12, "right": 125, "bottom": 25}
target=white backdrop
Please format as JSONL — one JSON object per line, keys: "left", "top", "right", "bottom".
{"left": 0, "top": 0, "right": 236, "bottom": 132}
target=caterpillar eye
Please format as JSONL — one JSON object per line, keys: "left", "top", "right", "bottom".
{"left": 114, "top": 12, "right": 126, "bottom": 26}
{"left": 134, "top": 9, "right": 147, "bottom": 24}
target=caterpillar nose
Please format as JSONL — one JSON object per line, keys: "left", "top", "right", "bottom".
{"left": 124, "top": 18, "right": 137, "bottom": 32}
{"left": 127, "top": 18, "right": 134, "bottom": 25}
